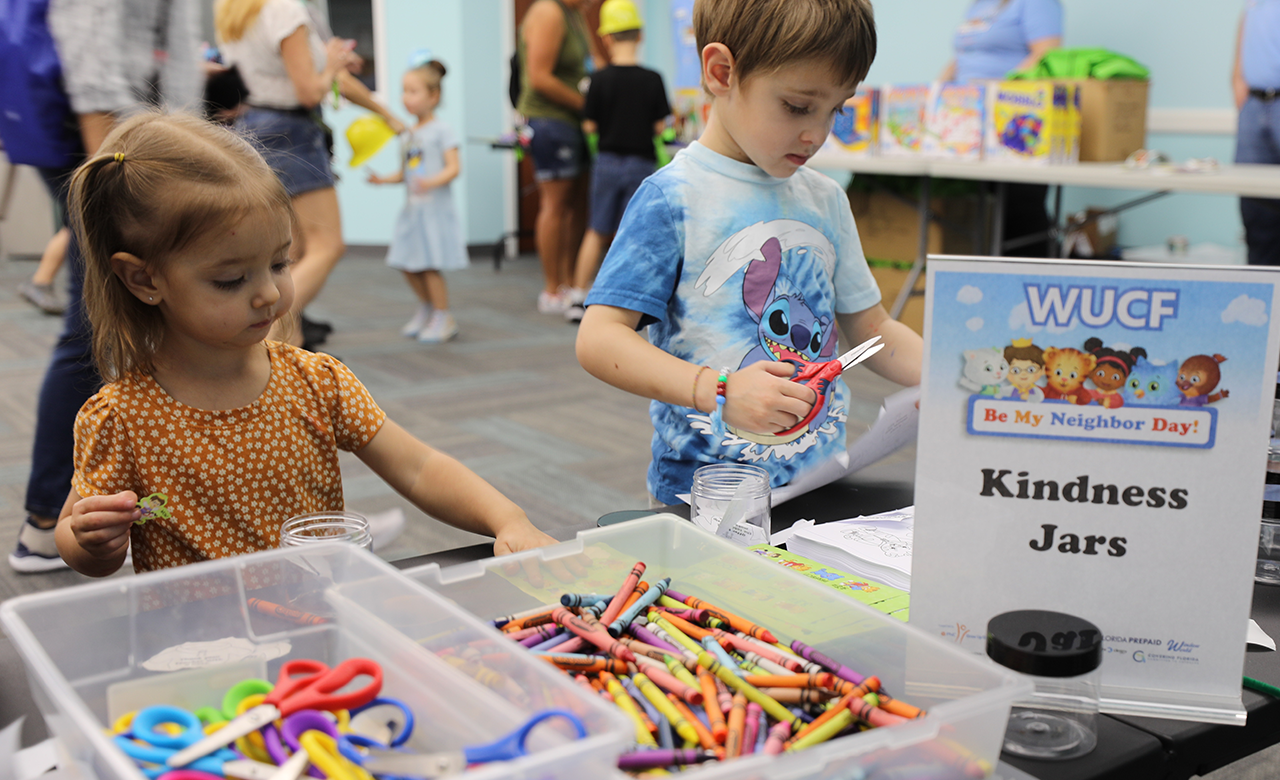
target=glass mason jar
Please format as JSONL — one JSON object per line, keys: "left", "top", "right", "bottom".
{"left": 690, "top": 462, "right": 771, "bottom": 545}
{"left": 279, "top": 511, "right": 373, "bottom": 551}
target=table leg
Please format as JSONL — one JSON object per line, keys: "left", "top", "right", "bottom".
{"left": 891, "top": 175, "right": 931, "bottom": 319}
{"left": 1053, "top": 185, "right": 1065, "bottom": 258}
{"left": 990, "top": 181, "right": 1007, "bottom": 257}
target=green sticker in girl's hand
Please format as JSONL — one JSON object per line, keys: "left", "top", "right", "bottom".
{"left": 136, "top": 492, "right": 172, "bottom": 525}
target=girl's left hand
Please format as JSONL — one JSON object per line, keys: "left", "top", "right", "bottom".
{"left": 493, "top": 518, "right": 559, "bottom": 556}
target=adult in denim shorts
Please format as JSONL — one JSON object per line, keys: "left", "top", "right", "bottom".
{"left": 219, "top": 0, "right": 403, "bottom": 345}
{"left": 518, "top": 0, "right": 594, "bottom": 313}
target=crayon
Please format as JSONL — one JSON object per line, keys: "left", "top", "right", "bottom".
{"left": 633, "top": 655, "right": 704, "bottom": 705}
{"left": 528, "top": 630, "right": 569, "bottom": 652}
{"left": 724, "top": 631, "right": 806, "bottom": 672}
{"left": 634, "top": 673, "right": 700, "bottom": 745}
{"left": 648, "top": 612, "right": 704, "bottom": 657}
{"left": 743, "top": 672, "right": 834, "bottom": 690}
{"left": 700, "top": 635, "right": 745, "bottom": 677}
{"left": 541, "top": 635, "right": 587, "bottom": 655}
{"left": 619, "top": 636, "right": 681, "bottom": 665}
{"left": 610, "top": 577, "right": 670, "bottom": 637}
{"left": 246, "top": 597, "right": 330, "bottom": 625}
{"left": 551, "top": 606, "right": 636, "bottom": 662}
{"left": 492, "top": 601, "right": 559, "bottom": 629}
{"left": 791, "top": 639, "right": 865, "bottom": 686}
{"left": 757, "top": 687, "right": 839, "bottom": 706}
{"left": 620, "top": 675, "right": 663, "bottom": 734}
{"left": 742, "top": 651, "right": 791, "bottom": 676}
{"left": 742, "top": 702, "right": 762, "bottom": 755}
{"left": 850, "top": 693, "right": 907, "bottom": 729}
{"left": 763, "top": 720, "right": 792, "bottom": 755}
{"left": 506, "top": 624, "right": 553, "bottom": 643}
{"left": 782, "top": 680, "right": 880, "bottom": 749}
{"left": 875, "top": 690, "right": 925, "bottom": 719}
{"left": 663, "top": 654, "right": 702, "bottom": 691}
{"left": 582, "top": 599, "right": 611, "bottom": 620}
{"left": 786, "top": 709, "right": 854, "bottom": 751}
{"left": 616, "top": 749, "right": 718, "bottom": 771}
{"left": 535, "top": 653, "right": 631, "bottom": 674}
{"left": 627, "top": 623, "right": 682, "bottom": 655}
{"left": 788, "top": 706, "right": 815, "bottom": 723}
{"left": 600, "top": 561, "right": 646, "bottom": 628}
{"left": 754, "top": 707, "right": 769, "bottom": 754}
{"left": 668, "top": 592, "right": 778, "bottom": 644}
{"left": 698, "top": 651, "right": 797, "bottom": 727}
{"left": 657, "top": 610, "right": 714, "bottom": 642}
{"left": 498, "top": 604, "right": 561, "bottom": 633}
{"left": 654, "top": 709, "right": 674, "bottom": 751}
{"left": 696, "top": 667, "right": 728, "bottom": 743}
{"left": 601, "top": 671, "right": 658, "bottom": 747}
{"left": 560, "top": 593, "right": 614, "bottom": 608}
{"left": 666, "top": 693, "right": 719, "bottom": 755}
{"left": 725, "top": 694, "right": 747, "bottom": 758}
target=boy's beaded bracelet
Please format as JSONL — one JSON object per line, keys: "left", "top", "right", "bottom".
{"left": 692, "top": 365, "right": 711, "bottom": 410}
{"left": 710, "top": 367, "right": 730, "bottom": 437}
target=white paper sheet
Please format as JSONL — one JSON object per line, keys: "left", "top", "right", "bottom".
{"left": 772, "top": 386, "right": 920, "bottom": 506}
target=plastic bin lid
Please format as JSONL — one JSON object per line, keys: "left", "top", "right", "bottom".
{"left": 986, "top": 610, "right": 1102, "bottom": 678}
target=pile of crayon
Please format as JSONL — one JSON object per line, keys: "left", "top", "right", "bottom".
{"left": 491, "top": 561, "right": 986, "bottom": 777}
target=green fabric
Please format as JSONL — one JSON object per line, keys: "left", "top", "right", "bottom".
{"left": 517, "top": 0, "right": 590, "bottom": 126}
{"left": 653, "top": 136, "right": 671, "bottom": 168}
{"left": 586, "top": 131, "right": 598, "bottom": 159}
{"left": 1008, "top": 48, "right": 1150, "bottom": 81}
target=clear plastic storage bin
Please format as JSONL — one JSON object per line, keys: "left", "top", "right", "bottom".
{"left": 404, "top": 514, "right": 1032, "bottom": 780}
{"left": 1, "top": 544, "right": 629, "bottom": 780}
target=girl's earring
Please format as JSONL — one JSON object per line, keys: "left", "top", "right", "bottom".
{"left": 149, "top": 296, "right": 154, "bottom": 302}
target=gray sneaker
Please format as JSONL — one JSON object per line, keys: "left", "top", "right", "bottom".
{"left": 9, "top": 517, "right": 70, "bottom": 572}
{"left": 18, "top": 282, "right": 65, "bottom": 315}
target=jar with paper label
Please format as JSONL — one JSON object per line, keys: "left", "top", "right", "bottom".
{"left": 987, "top": 610, "right": 1102, "bottom": 760}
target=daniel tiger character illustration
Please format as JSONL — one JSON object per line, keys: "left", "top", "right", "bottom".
{"left": 1083, "top": 338, "right": 1142, "bottom": 409}
{"left": 1177, "top": 354, "right": 1229, "bottom": 407}
{"left": 1041, "top": 346, "right": 1095, "bottom": 405}
{"left": 959, "top": 348, "right": 1009, "bottom": 396}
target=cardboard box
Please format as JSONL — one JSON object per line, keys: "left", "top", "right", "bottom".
{"left": 1071, "top": 78, "right": 1149, "bottom": 162}
{"left": 1065, "top": 207, "right": 1119, "bottom": 258}
{"left": 871, "top": 264, "right": 926, "bottom": 335}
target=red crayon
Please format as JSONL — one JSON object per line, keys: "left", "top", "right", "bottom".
{"left": 551, "top": 606, "right": 636, "bottom": 662}
{"left": 600, "top": 561, "right": 646, "bottom": 628}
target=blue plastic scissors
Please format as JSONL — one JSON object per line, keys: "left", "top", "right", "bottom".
{"left": 357, "top": 709, "right": 587, "bottom": 777}
{"left": 114, "top": 706, "right": 277, "bottom": 780}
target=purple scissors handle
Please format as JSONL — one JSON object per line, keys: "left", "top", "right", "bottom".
{"left": 264, "top": 710, "right": 337, "bottom": 779}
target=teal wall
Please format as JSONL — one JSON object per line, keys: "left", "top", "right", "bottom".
{"left": 345, "top": 0, "right": 1247, "bottom": 251}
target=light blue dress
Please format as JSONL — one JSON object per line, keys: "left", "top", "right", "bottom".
{"left": 953, "top": 0, "right": 1063, "bottom": 83}
{"left": 386, "top": 119, "right": 469, "bottom": 272}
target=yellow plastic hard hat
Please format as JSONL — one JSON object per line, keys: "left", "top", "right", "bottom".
{"left": 598, "top": 0, "right": 642, "bottom": 36}
{"left": 346, "top": 115, "right": 396, "bottom": 167}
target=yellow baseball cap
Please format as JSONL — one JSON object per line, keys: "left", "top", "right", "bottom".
{"left": 598, "top": 0, "right": 642, "bottom": 36}
{"left": 346, "top": 115, "right": 396, "bottom": 168}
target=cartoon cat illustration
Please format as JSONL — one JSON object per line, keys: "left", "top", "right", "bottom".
{"left": 1121, "top": 355, "right": 1182, "bottom": 406}
{"left": 959, "top": 348, "right": 1009, "bottom": 395}
{"left": 1083, "top": 338, "right": 1143, "bottom": 409}
{"left": 1177, "top": 354, "right": 1229, "bottom": 406}
{"left": 1042, "top": 347, "right": 1095, "bottom": 405}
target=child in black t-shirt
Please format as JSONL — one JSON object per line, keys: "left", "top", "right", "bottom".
{"left": 564, "top": 0, "right": 671, "bottom": 323}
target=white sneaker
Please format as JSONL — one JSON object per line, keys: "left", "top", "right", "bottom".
{"left": 9, "top": 517, "right": 69, "bottom": 573}
{"left": 538, "top": 290, "right": 568, "bottom": 314}
{"left": 564, "top": 303, "right": 586, "bottom": 323}
{"left": 417, "top": 312, "right": 458, "bottom": 343}
{"left": 401, "top": 304, "right": 433, "bottom": 337}
{"left": 363, "top": 508, "right": 406, "bottom": 552}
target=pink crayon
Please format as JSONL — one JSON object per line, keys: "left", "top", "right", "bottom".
{"left": 551, "top": 607, "right": 636, "bottom": 662}
{"left": 742, "top": 703, "right": 762, "bottom": 754}
{"left": 763, "top": 720, "right": 792, "bottom": 755}
{"left": 600, "top": 561, "right": 646, "bottom": 628}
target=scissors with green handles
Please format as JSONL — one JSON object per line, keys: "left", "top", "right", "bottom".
{"left": 357, "top": 709, "right": 587, "bottom": 777}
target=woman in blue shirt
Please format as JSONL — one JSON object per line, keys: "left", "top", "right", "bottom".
{"left": 940, "top": 0, "right": 1063, "bottom": 258}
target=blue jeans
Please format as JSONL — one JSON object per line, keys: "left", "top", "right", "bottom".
{"left": 527, "top": 118, "right": 587, "bottom": 182}
{"left": 24, "top": 168, "right": 101, "bottom": 519}
{"left": 589, "top": 152, "right": 654, "bottom": 235}
{"left": 1235, "top": 96, "right": 1280, "bottom": 266}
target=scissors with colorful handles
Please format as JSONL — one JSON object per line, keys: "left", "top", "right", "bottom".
{"left": 112, "top": 705, "right": 279, "bottom": 780}
{"left": 167, "top": 658, "right": 383, "bottom": 768}
{"left": 357, "top": 709, "right": 587, "bottom": 778}
{"left": 778, "top": 335, "right": 885, "bottom": 438}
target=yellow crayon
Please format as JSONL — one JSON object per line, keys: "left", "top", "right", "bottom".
{"left": 601, "top": 672, "right": 657, "bottom": 747}
{"left": 633, "top": 672, "right": 700, "bottom": 745}
{"left": 785, "top": 709, "right": 855, "bottom": 751}
{"left": 697, "top": 651, "right": 797, "bottom": 727}
{"left": 648, "top": 611, "right": 704, "bottom": 657}
{"left": 663, "top": 654, "right": 702, "bottom": 691}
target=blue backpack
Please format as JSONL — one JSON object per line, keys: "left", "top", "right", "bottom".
{"left": 0, "top": 0, "right": 81, "bottom": 168}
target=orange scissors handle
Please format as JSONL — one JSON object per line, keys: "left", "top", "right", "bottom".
{"left": 274, "top": 658, "right": 383, "bottom": 717}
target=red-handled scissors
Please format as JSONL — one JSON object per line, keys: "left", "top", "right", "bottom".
{"left": 166, "top": 658, "right": 382, "bottom": 768}
{"left": 779, "top": 335, "right": 885, "bottom": 437}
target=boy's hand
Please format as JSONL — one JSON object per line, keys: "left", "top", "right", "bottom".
{"left": 493, "top": 516, "right": 559, "bottom": 556}
{"left": 68, "top": 491, "right": 138, "bottom": 561}
{"left": 722, "top": 361, "right": 817, "bottom": 435}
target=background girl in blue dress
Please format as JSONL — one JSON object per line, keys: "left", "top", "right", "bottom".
{"left": 368, "top": 57, "right": 468, "bottom": 343}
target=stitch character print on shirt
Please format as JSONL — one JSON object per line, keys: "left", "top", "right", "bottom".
{"left": 687, "top": 220, "right": 845, "bottom": 457}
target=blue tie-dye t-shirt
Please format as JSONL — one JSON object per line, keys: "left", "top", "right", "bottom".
{"left": 585, "top": 142, "right": 882, "bottom": 505}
